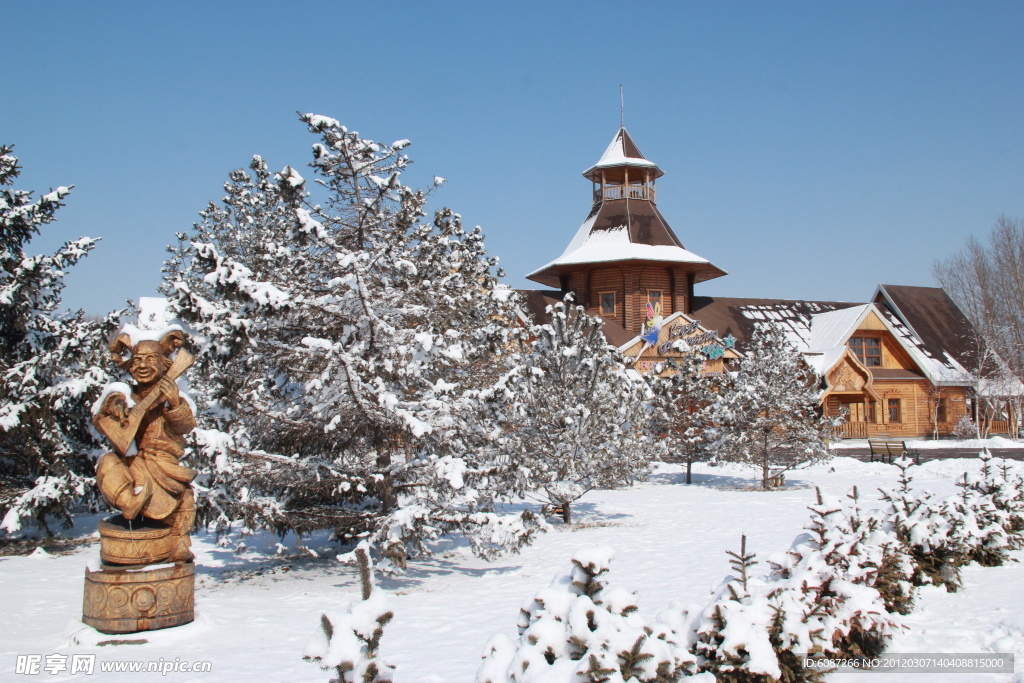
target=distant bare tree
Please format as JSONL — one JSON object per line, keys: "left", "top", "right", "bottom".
{"left": 935, "top": 216, "right": 1024, "bottom": 380}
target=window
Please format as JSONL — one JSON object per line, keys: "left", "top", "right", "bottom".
{"left": 888, "top": 398, "right": 901, "bottom": 423}
{"left": 866, "top": 401, "right": 876, "bottom": 423}
{"left": 936, "top": 398, "right": 947, "bottom": 423}
{"left": 849, "top": 337, "right": 882, "bottom": 366}
{"left": 647, "top": 290, "right": 662, "bottom": 305}
{"left": 600, "top": 292, "right": 616, "bottom": 316}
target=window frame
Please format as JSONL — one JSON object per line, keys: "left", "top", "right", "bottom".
{"left": 888, "top": 398, "right": 902, "bottom": 423}
{"left": 599, "top": 291, "right": 617, "bottom": 316}
{"left": 849, "top": 336, "right": 882, "bottom": 367}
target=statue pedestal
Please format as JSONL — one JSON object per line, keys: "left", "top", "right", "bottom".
{"left": 97, "top": 514, "right": 173, "bottom": 565}
{"left": 83, "top": 561, "right": 195, "bottom": 634}
{"left": 83, "top": 516, "right": 194, "bottom": 634}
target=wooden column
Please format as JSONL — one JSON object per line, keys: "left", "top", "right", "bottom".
{"left": 570, "top": 271, "right": 586, "bottom": 308}
{"left": 624, "top": 266, "right": 642, "bottom": 332}
{"left": 672, "top": 267, "right": 693, "bottom": 316}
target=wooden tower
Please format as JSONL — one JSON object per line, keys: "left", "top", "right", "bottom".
{"left": 527, "top": 127, "right": 726, "bottom": 334}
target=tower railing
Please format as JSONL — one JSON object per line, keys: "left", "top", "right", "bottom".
{"left": 595, "top": 184, "right": 655, "bottom": 202}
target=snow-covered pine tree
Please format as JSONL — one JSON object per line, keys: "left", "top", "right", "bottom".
{"left": 766, "top": 489, "right": 902, "bottom": 660}
{"left": 477, "top": 545, "right": 705, "bottom": 683}
{"left": 647, "top": 352, "right": 720, "bottom": 485}
{"left": 162, "top": 114, "right": 542, "bottom": 567}
{"left": 841, "top": 487, "right": 915, "bottom": 616}
{"left": 707, "top": 324, "right": 833, "bottom": 490}
{"left": 877, "top": 457, "right": 967, "bottom": 591}
{"left": 485, "top": 299, "right": 660, "bottom": 524}
{"left": 0, "top": 146, "right": 124, "bottom": 534}
{"left": 304, "top": 546, "right": 395, "bottom": 682}
{"left": 948, "top": 451, "right": 1021, "bottom": 567}
{"left": 691, "top": 535, "right": 826, "bottom": 683}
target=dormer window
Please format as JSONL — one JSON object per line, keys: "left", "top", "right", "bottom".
{"left": 849, "top": 337, "right": 881, "bottom": 366}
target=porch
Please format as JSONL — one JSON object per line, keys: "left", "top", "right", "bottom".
{"left": 835, "top": 419, "right": 1014, "bottom": 440}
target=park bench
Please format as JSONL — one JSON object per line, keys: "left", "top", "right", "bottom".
{"left": 541, "top": 503, "right": 565, "bottom": 518}
{"left": 868, "top": 438, "right": 920, "bottom": 465}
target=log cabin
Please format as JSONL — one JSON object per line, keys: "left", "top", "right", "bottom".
{"left": 516, "top": 126, "right": 1015, "bottom": 439}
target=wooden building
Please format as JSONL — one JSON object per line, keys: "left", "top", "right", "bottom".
{"left": 517, "top": 127, "right": 1003, "bottom": 439}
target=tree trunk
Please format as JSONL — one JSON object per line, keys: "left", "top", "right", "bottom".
{"left": 762, "top": 457, "right": 771, "bottom": 490}
{"left": 686, "top": 459, "right": 692, "bottom": 485}
{"left": 561, "top": 502, "right": 572, "bottom": 525}
{"left": 375, "top": 435, "right": 397, "bottom": 513}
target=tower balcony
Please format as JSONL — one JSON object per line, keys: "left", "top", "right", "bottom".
{"left": 594, "top": 182, "right": 656, "bottom": 202}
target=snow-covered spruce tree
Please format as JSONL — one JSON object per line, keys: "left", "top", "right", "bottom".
{"left": 162, "top": 114, "right": 543, "bottom": 567}
{"left": 986, "top": 454, "right": 1024, "bottom": 534}
{"left": 708, "top": 324, "right": 833, "bottom": 490}
{"left": 485, "top": 300, "right": 660, "bottom": 524}
{"left": 948, "top": 451, "right": 1022, "bottom": 567}
{"left": 0, "top": 146, "right": 124, "bottom": 534}
{"left": 877, "top": 457, "right": 968, "bottom": 591}
{"left": 304, "top": 546, "right": 395, "bottom": 682}
{"left": 477, "top": 545, "right": 706, "bottom": 683}
{"left": 647, "top": 353, "right": 720, "bottom": 485}
{"left": 766, "top": 489, "right": 903, "bottom": 660}
{"left": 840, "top": 487, "right": 915, "bottom": 616}
{"left": 691, "top": 535, "right": 826, "bottom": 683}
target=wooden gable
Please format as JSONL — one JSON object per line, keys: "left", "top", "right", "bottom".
{"left": 849, "top": 309, "right": 921, "bottom": 373}
{"left": 820, "top": 349, "right": 882, "bottom": 403}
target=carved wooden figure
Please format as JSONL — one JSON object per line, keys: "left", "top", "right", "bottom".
{"left": 83, "top": 327, "right": 198, "bottom": 634}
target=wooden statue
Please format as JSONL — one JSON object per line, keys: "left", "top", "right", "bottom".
{"left": 83, "top": 326, "right": 197, "bottom": 633}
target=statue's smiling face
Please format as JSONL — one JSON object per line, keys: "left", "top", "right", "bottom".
{"left": 129, "top": 341, "right": 168, "bottom": 385}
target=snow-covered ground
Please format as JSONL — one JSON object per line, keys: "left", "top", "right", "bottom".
{"left": 3, "top": 455, "right": 1023, "bottom": 682}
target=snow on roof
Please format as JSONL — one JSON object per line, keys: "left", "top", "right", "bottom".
{"left": 803, "top": 347, "right": 848, "bottom": 378}
{"left": 558, "top": 208, "right": 601, "bottom": 258}
{"left": 875, "top": 306, "right": 971, "bottom": 385}
{"left": 529, "top": 226, "right": 712, "bottom": 276}
{"left": 739, "top": 300, "right": 972, "bottom": 386}
{"left": 582, "top": 128, "right": 662, "bottom": 179}
{"left": 807, "top": 305, "right": 872, "bottom": 352}
{"left": 737, "top": 303, "right": 816, "bottom": 350}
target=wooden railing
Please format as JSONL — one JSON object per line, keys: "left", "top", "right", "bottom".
{"left": 596, "top": 184, "right": 655, "bottom": 202}
{"left": 987, "top": 420, "right": 1012, "bottom": 435}
{"left": 836, "top": 422, "right": 869, "bottom": 439}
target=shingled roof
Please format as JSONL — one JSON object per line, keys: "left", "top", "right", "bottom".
{"left": 688, "top": 296, "right": 858, "bottom": 346}
{"left": 874, "top": 284, "right": 979, "bottom": 372}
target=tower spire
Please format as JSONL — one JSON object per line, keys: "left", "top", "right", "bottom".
{"left": 619, "top": 85, "right": 624, "bottom": 128}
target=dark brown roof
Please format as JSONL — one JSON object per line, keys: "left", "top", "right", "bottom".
{"left": 515, "top": 289, "right": 635, "bottom": 348}
{"left": 874, "top": 285, "right": 979, "bottom": 371}
{"left": 593, "top": 199, "right": 682, "bottom": 248}
{"left": 689, "top": 296, "right": 859, "bottom": 346}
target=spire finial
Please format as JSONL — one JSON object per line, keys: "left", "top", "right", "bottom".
{"left": 619, "top": 85, "right": 625, "bottom": 128}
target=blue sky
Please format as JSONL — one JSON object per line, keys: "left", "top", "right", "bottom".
{"left": 4, "top": 1, "right": 1024, "bottom": 315}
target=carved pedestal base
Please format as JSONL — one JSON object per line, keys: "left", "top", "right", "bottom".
{"left": 82, "top": 562, "right": 194, "bottom": 634}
